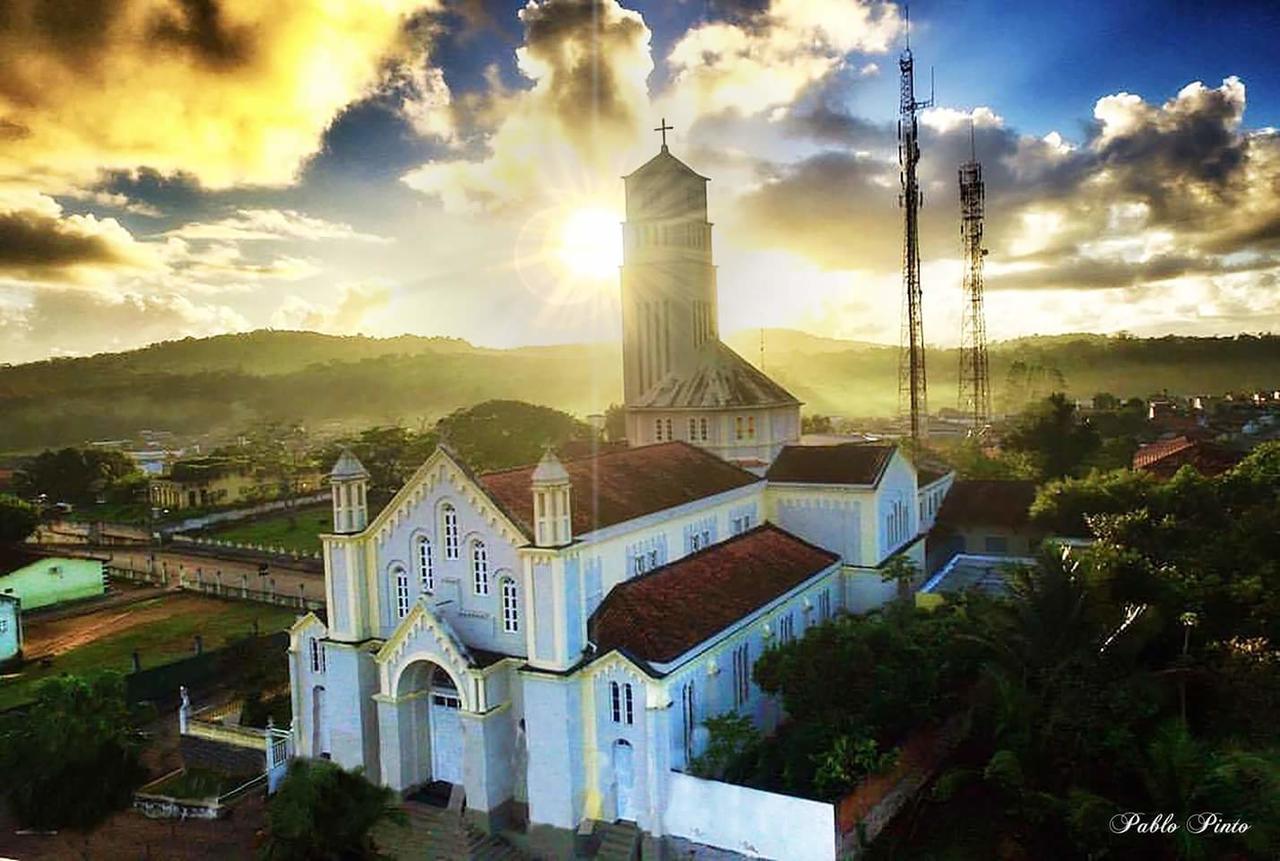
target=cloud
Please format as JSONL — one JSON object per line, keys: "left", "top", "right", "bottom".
{"left": 666, "top": 0, "right": 901, "bottom": 119}
{"left": 734, "top": 75, "right": 1280, "bottom": 322}
{"left": 0, "top": 194, "right": 158, "bottom": 281}
{"left": 0, "top": 286, "right": 249, "bottom": 362}
{"left": 269, "top": 282, "right": 392, "bottom": 332}
{"left": 165, "top": 209, "right": 390, "bottom": 243}
{"left": 0, "top": 0, "right": 443, "bottom": 190}
{"left": 403, "top": 0, "right": 653, "bottom": 212}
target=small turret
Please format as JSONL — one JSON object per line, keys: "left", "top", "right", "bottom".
{"left": 329, "top": 448, "right": 370, "bottom": 534}
{"left": 531, "top": 449, "right": 572, "bottom": 547}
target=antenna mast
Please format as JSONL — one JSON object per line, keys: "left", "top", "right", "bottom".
{"left": 957, "top": 120, "right": 992, "bottom": 430}
{"left": 897, "top": 8, "right": 933, "bottom": 443}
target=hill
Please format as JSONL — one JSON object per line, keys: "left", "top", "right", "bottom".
{"left": 2, "top": 329, "right": 1277, "bottom": 452}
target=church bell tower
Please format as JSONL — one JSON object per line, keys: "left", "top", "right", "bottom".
{"left": 620, "top": 123, "right": 718, "bottom": 405}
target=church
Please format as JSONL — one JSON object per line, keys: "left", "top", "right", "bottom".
{"left": 286, "top": 139, "right": 950, "bottom": 852}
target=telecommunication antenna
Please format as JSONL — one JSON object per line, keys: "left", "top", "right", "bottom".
{"left": 957, "top": 122, "right": 992, "bottom": 430}
{"left": 897, "top": 6, "right": 933, "bottom": 442}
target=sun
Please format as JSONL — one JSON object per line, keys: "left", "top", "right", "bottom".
{"left": 557, "top": 207, "right": 623, "bottom": 281}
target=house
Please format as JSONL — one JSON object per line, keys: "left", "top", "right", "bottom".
{"left": 1133, "top": 436, "right": 1243, "bottom": 478}
{"left": 0, "top": 546, "right": 106, "bottom": 611}
{"left": 927, "top": 479, "right": 1043, "bottom": 572}
{"left": 149, "top": 456, "right": 326, "bottom": 510}
{"left": 286, "top": 140, "right": 948, "bottom": 858}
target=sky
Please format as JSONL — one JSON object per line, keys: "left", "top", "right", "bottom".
{"left": 1, "top": 0, "right": 1279, "bottom": 364}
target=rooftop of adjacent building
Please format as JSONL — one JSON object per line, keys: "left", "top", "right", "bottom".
{"left": 589, "top": 523, "right": 839, "bottom": 666}
{"left": 764, "top": 442, "right": 897, "bottom": 486}
{"left": 934, "top": 479, "right": 1039, "bottom": 531}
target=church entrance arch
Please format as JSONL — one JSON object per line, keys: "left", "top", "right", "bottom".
{"left": 396, "top": 660, "right": 466, "bottom": 787}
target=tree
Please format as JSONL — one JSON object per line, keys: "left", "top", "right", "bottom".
{"left": 260, "top": 760, "right": 405, "bottom": 861}
{"left": 0, "top": 673, "right": 145, "bottom": 830}
{"left": 1002, "top": 393, "right": 1100, "bottom": 480}
{"left": 15, "top": 447, "right": 138, "bottom": 505}
{"left": 435, "top": 400, "right": 597, "bottom": 472}
{"left": 0, "top": 493, "right": 38, "bottom": 542}
{"left": 603, "top": 403, "right": 627, "bottom": 442}
{"left": 802, "top": 414, "right": 834, "bottom": 434}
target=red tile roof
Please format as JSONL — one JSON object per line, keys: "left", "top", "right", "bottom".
{"left": 590, "top": 524, "right": 839, "bottom": 665}
{"left": 935, "top": 480, "right": 1038, "bottom": 530}
{"left": 1134, "top": 436, "right": 1242, "bottom": 479}
{"left": 477, "top": 442, "right": 760, "bottom": 539}
{"left": 765, "top": 443, "right": 895, "bottom": 486}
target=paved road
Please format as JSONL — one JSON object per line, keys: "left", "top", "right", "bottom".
{"left": 63, "top": 544, "right": 327, "bottom": 609}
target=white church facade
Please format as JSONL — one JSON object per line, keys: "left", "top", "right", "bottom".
{"left": 286, "top": 143, "right": 941, "bottom": 852}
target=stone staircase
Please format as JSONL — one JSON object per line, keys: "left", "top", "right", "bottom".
{"left": 375, "top": 800, "right": 526, "bottom": 860}
{"left": 592, "top": 821, "right": 641, "bottom": 861}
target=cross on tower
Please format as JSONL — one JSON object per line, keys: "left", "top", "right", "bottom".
{"left": 654, "top": 117, "right": 674, "bottom": 150}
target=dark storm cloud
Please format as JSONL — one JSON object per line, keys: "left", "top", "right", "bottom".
{"left": 0, "top": 209, "right": 141, "bottom": 275}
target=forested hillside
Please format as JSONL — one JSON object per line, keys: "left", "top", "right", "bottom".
{"left": 2, "top": 329, "right": 1277, "bottom": 452}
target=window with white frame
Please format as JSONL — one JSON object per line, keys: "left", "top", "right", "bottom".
{"left": 747, "top": 415, "right": 756, "bottom": 439}
{"left": 735, "top": 416, "right": 745, "bottom": 440}
{"left": 417, "top": 537, "right": 434, "bottom": 593}
{"left": 819, "top": 588, "right": 832, "bottom": 621}
{"left": 0, "top": 618, "right": 7, "bottom": 634}
{"left": 699, "top": 417, "right": 709, "bottom": 441}
{"left": 472, "top": 540, "right": 490, "bottom": 595}
{"left": 394, "top": 568, "right": 410, "bottom": 618}
{"left": 309, "top": 636, "right": 325, "bottom": 673}
{"left": 688, "top": 519, "right": 713, "bottom": 553}
{"left": 609, "top": 681, "right": 635, "bottom": 725}
{"left": 664, "top": 418, "right": 673, "bottom": 440}
{"left": 630, "top": 546, "right": 661, "bottom": 577}
{"left": 732, "top": 643, "right": 750, "bottom": 708}
{"left": 779, "top": 611, "right": 795, "bottom": 644}
{"left": 688, "top": 417, "right": 697, "bottom": 440}
{"left": 681, "top": 681, "right": 696, "bottom": 763}
{"left": 655, "top": 418, "right": 664, "bottom": 441}
{"left": 731, "top": 512, "right": 753, "bottom": 535}
{"left": 442, "top": 504, "right": 460, "bottom": 559}
{"left": 500, "top": 578, "right": 519, "bottom": 633}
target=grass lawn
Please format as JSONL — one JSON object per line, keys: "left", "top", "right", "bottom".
{"left": 202, "top": 505, "right": 329, "bottom": 554}
{"left": 0, "top": 594, "right": 298, "bottom": 710}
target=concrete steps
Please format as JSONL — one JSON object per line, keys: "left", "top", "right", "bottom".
{"left": 593, "top": 821, "right": 640, "bottom": 861}
{"left": 375, "top": 800, "right": 527, "bottom": 861}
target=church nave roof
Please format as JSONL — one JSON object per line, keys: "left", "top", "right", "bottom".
{"left": 477, "top": 440, "right": 760, "bottom": 540}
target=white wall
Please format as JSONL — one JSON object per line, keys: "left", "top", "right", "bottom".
{"left": 663, "top": 771, "right": 836, "bottom": 861}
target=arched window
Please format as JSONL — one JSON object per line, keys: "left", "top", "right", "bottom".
{"left": 394, "top": 567, "right": 410, "bottom": 618}
{"left": 442, "top": 504, "right": 459, "bottom": 559}
{"left": 501, "top": 578, "right": 519, "bottom": 633}
{"left": 472, "top": 540, "right": 489, "bottom": 595}
{"left": 309, "top": 636, "right": 325, "bottom": 674}
{"left": 610, "top": 681, "right": 621, "bottom": 723}
{"left": 417, "top": 537, "right": 434, "bottom": 593}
